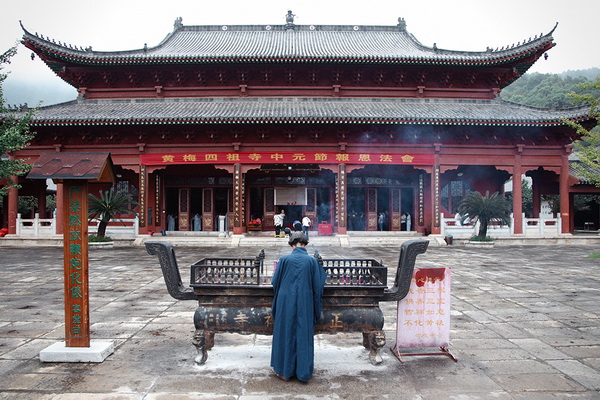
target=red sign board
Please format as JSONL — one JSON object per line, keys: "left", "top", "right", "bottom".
{"left": 140, "top": 152, "right": 434, "bottom": 166}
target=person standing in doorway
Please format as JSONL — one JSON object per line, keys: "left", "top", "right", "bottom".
{"left": 302, "top": 215, "right": 311, "bottom": 238}
{"left": 274, "top": 209, "right": 285, "bottom": 237}
{"left": 270, "top": 232, "right": 327, "bottom": 382}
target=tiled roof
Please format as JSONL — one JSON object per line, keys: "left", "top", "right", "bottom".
{"left": 21, "top": 21, "right": 555, "bottom": 68}
{"left": 569, "top": 154, "right": 600, "bottom": 185}
{"left": 27, "top": 152, "right": 116, "bottom": 182}
{"left": 23, "top": 97, "right": 589, "bottom": 127}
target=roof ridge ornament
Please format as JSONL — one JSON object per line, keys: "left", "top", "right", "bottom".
{"left": 285, "top": 10, "right": 296, "bottom": 30}
{"left": 174, "top": 17, "right": 183, "bottom": 30}
{"left": 397, "top": 17, "right": 407, "bottom": 32}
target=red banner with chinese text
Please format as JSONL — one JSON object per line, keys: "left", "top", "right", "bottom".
{"left": 140, "top": 152, "right": 434, "bottom": 166}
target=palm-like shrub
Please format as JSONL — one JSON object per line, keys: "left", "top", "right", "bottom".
{"left": 458, "top": 191, "right": 511, "bottom": 239}
{"left": 88, "top": 187, "right": 137, "bottom": 238}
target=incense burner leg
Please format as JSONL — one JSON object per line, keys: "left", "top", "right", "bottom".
{"left": 363, "top": 331, "right": 386, "bottom": 365}
{"left": 205, "top": 330, "right": 215, "bottom": 350}
{"left": 192, "top": 329, "right": 213, "bottom": 364}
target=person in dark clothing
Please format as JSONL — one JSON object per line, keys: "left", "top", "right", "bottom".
{"left": 270, "top": 232, "right": 327, "bottom": 382}
{"left": 293, "top": 219, "right": 302, "bottom": 231}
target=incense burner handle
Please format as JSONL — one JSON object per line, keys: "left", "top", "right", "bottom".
{"left": 145, "top": 241, "right": 198, "bottom": 301}
{"left": 382, "top": 239, "right": 429, "bottom": 302}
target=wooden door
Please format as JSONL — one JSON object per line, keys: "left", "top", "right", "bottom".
{"left": 391, "top": 188, "right": 402, "bottom": 231}
{"left": 178, "top": 188, "right": 190, "bottom": 231}
{"left": 202, "top": 188, "right": 213, "bottom": 231}
{"left": 263, "top": 188, "right": 275, "bottom": 230}
{"left": 367, "top": 188, "right": 378, "bottom": 231}
{"left": 305, "top": 188, "right": 317, "bottom": 229}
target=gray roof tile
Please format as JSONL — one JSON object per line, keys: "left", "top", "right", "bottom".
{"left": 25, "top": 97, "right": 589, "bottom": 127}
{"left": 22, "top": 22, "right": 555, "bottom": 67}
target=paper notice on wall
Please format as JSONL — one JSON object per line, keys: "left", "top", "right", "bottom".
{"left": 395, "top": 268, "right": 451, "bottom": 349}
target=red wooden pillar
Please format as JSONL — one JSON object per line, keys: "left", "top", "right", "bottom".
{"left": 513, "top": 146, "right": 523, "bottom": 234}
{"left": 336, "top": 164, "right": 347, "bottom": 234}
{"left": 531, "top": 173, "right": 541, "bottom": 218}
{"left": 62, "top": 181, "right": 90, "bottom": 347}
{"left": 38, "top": 181, "right": 47, "bottom": 218}
{"left": 55, "top": 183, "right": 64, "bottom": 234}
{"left": 559, "top": 148, "right": 571, "bottom": 234}
{"left": 7, "top": 179, "right": 18, "bottom": 234}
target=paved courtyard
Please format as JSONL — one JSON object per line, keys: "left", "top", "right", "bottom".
{"left": 1, "top": 243, "right": 599, "bottom": 399}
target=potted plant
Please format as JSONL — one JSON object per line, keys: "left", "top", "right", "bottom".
{"left": 458, "top": 191, "right": 511, "bottom": 246}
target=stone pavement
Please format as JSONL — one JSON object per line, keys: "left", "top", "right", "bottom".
{"left": 1, "top": 243, "right": 599, "bottom": 399}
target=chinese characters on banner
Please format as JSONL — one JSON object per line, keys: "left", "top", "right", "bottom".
{"left": 63, "top": 182, "right": 90, "bottom": 347}
{"left": 395, "top": 268, "right": 451, "bottom": 349}
{"left": 140, "top": 152, "right": 434, "bottom": 166}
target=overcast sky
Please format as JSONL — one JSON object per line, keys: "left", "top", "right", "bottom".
{"left": 2, "top": 0, "right": 599, "bottom": 106}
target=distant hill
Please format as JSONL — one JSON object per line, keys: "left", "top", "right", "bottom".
{"left": 501, "top": 68, "right": 600, "bottom": 109}
{"left": 560, "top": 68, "right": 600, "bottom": 81}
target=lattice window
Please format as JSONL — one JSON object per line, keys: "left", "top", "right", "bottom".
{"left": 115, "top": 181, "right": 139, "bottom": 211}
{"left": 441, "top": 180, "right": 472, "bottom": 214}
{"left": 203, "top": 189, "right": 212, "bottom": 213}
{"left": 368, "top": 189, "right": 377, "bottom": 212}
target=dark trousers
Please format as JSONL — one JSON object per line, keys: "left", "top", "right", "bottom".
{"left": 275, "top": 225, "right": 282, "bottom": 236}
{"left": 302, "top": 226, "right": 309, "bottom": 237}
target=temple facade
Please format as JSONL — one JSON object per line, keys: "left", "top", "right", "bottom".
{"left": 3, "top": 14, "right": 593, "bottom": 237}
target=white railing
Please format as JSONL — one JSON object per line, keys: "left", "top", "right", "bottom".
{"left": 88, "top": 216, "right": 139, "bottom": 238}
{"left": 441, "top": 213, "right": 561, "bottom": 238}
{"left": 15, "top": 214, "right": 139, "bottom": 238}
{"left": 523, "top": 216, "right": 561, "bottom": 237}
{"left": 16, "top": 213, "right": 55, "bottom": 237}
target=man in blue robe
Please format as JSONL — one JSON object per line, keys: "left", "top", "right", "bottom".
{"left": 270, "top": 232, "right": 327, "bottom": 382}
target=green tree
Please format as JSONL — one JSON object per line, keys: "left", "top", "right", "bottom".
{"left": 88, "top": 187, "right": 137, "bottom": 238}
{"left": 564, "top": 78, "right": 600, "bottom": 187}
{"left": 505, "top": 178, "right": 533, "bottom": 217}
{"left": 458, "top": 191, "right": 512, "bottom": 239}
{"left": 501, "top": 72, "right": 598, "bottom": 109}
{"left": 1, "top": 46, "right": 36, "bottom": 196}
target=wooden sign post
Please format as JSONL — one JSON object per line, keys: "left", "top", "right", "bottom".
{"left": 63, "top": 180, "right": 90, "bottom": 347}
{"left": 27, "top": 152, "right": 116, "bottom": 362}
